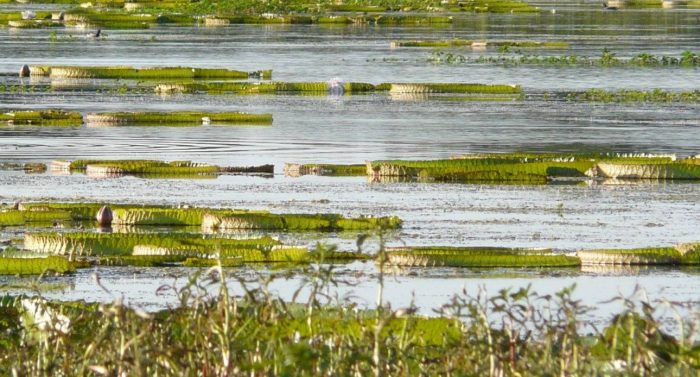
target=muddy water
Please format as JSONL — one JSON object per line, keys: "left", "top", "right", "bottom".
{"left": 1, "top": 6, "right": 699, "bottom": 317}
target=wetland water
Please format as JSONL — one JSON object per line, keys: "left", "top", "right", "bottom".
{"left": 1, "top": 5, "right": 699, "bottom": 318}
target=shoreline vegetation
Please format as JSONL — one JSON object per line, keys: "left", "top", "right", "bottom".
{"left": 2, "top": 271, "right": 698, "bottom": 375}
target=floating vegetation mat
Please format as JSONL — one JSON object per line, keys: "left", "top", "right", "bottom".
{"left": 22, "top": 65, "right": 271, "bottom": 80}
{"left": 49, "top": 159, "right": 273, "bottom": 178}
{"left": 24, "top": 232, "right": 282, "bottom": 257}
{"left": 22, "top": 232, "right": 368, "bottom": 266}
{"left": 0, "top": 209, "right": 73, "bottom": 227}
{"left": 284, "top": 163, "right": 367, "bottom": 177}
{"left": 202, "top": 212, "right": 402, "bottom": 231}
{"left": 0, "top": 110, "right": 83, "bottom": 127}
{"left": 155, "top": 81, "right": 521, "bottom": 95}
{"left": 578, "top": 244, "right": 700, "bottom": 265}
{"left": 367, "top": 153, "right": 700, "bottom": 183}
{"left": 0, "top": 256, "right": 78, "bottom": 275}
{"left": 384, "top": 243, "right": 700, "bottom": 268}
{"left": 392, "top": 40, "right": 568, "bottom": 48}
{"left": 567, "top": 89, "right": 700, "bottom": 103}
{"left": 429, "top": 50, "right": 700, "bottom": 67}
{"left": 84, "top": 111, "right": 272, "bottom": 126}
{"left": 13, "top": 202, "right": 402, "bottom": 230}
{"left": 0, "top": 9, "right": 457, "bottom": 29}
{"left": 385, "top": 246, "right": 580, "bottom": 268}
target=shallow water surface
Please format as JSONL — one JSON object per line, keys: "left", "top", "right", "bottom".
{"left": 1, "top": 4, "right": 699, "bottom": 318}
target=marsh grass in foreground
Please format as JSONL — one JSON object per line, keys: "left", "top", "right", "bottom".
{"left": 0, "top": 259, "right": 698, "bottom": 375}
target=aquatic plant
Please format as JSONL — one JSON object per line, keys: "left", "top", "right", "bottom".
{"left": 385, "top": 246, "right": 580, "bottom": 267}
{"left": 2, "top": 264, "right": 695, "bottom": 375}
{"left": 25, "top": 65, "right": 268, "bottom": 80}
{"left": 366, "top": 158, "right": 595, "bottom": 182}
{"left": 161, "top": 81, "right": 521, "bottom": 95}
{"left": 85, "top": 111, "right": 272, "bottom": 126}
{"left": 388, "top": 83, "right": 522, "bottom": 94}
{"left": 578, "top": 244, "right": 700, "bottom": 265}
{"left": 284, "top": 163, "right": 367, "bottom": 177}
{"left": 0, "top": 210, "right": 72, "bottom": 226}
{"left": 55, "top": 160, "right": 272, "bottom": 178}
{"left": 0, "top": 256, "right": 76, "bottom": 275}
{"left": 567, "top": 88, "right": 700, "bottom": 103}
{"left": 367, "top": 154, "right": 700, "bottom": 182}
{"left": 202, "top": 212, "right": 402, "bottom": 231}
{"left": 429, "top": 50, "right": 700, "bottom": 67}
{"left": 0, "top": 110, "right": 83, "bottom": 127}
{"left": 24, "top": 232, "right": 280, "bottom": 256}
{"left": 392, "top": 39, "right": 568, "bottom": 48}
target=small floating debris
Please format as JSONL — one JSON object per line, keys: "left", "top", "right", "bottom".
{"left": 84, "top": 111, "right": 273, "bottom": 126}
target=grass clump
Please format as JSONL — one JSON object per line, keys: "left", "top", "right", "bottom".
{"left": 0, "top": 256, "right": 77, "bottom": 275}
{"left": 0, "top": 110, "right": 83, "bottom": 127}
{"left": 85, "top": 111, "right": 272, "bottom": 126}
{"left": 385, "top": 246, "right": 580, "bottom": 267}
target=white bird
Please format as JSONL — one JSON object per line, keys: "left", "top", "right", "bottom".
{"left": 327, "top": 77, "right": 345, "bottom": 95}
{"left": 21, "top": 10, "right": 36, "bottom": 20}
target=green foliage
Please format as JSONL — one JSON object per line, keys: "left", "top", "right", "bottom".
{"left": 33, "top": 65, "right": 263, "bottom": 80}
{"left": 25, "top": 231, "right": 281, "bottom": 256}
{"left": 393, "top": 39, "right": 568, "bottom": 48}
{"left": 368, "top": 154, "right": 699, "bottom": 182}
{"left": 0, "top": 256, "right": 77, "bottom": 275}
{"left": 285, "top": 163, "right": 368, "bottom": 177}
{"left": 97, "top": 255, "right": 186, "bottom": 267}
{"left": 87, "top": 111, "right": 272, "bottom": 125}
{"left": 431, "top": 50, "right": 700, "bottom": 68}
{"left": 0, "top": 110, "right": 83, "bottom": 127}
{"left": 386, "top": 246, "right": 581, "bottom": 267}
{"left": 204, "top": 212, "right": 402, "bottom": 231}
{"left": 568, "top": 88, "right": 700, "bottom": 103}
{"left": 0, "top": 210, "right": 72, "bottom": 226}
